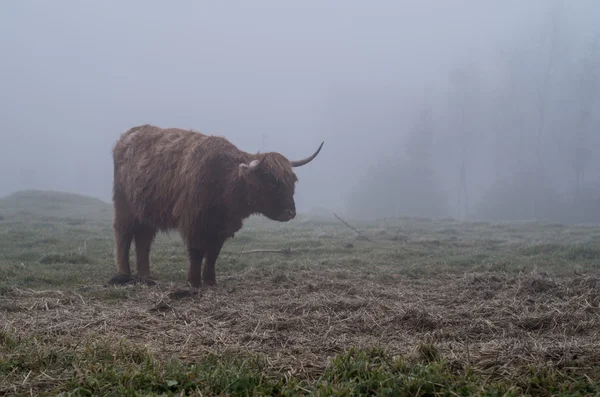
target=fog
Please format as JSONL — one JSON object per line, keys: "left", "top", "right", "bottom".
{"left": 1, "top": 1, "right": 599, "bottom": 223}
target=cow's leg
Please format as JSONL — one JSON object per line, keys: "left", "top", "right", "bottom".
{"left": 134, "top": 224, "right": 157, "bottom": 283}
{"left": 113, "top": 228, "right": 134, "bottom": 279}
{"left": 203, "top": 237, "right": 225, "bottom": 286}
{"left": 186, "top": 244, "right": 205, "bottom": 288}
{"left": 108, "top": 188, "right": 136, "bottom": 285}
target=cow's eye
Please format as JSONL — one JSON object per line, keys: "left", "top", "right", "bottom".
{"left": 264, "top": 175, "right": 278, "bottom": 189}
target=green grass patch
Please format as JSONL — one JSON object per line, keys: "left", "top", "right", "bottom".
{"left": 1, "top": 333, "right": 598, "bottom": 396}
{"left": 39, "top": 253, "right": 92, "bottom": 265}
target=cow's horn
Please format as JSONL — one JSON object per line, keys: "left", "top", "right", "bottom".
{"left": 249, "top": 159, "right": 260, "bottom": 169}
{"left": 239, "top": 159, "right": 261, "bottom": 170}
{"left": 290, "top": 141, "right": 324, "bottom": 167}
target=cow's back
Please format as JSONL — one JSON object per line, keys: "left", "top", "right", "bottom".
{"left": 112, "top": 125, "right": 210, "bottom": 230}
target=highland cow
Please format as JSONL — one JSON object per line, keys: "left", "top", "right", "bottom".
{"left": 108, "top": 124, "right": 323, "bottom": 287}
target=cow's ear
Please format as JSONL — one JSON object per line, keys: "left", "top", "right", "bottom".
{"left": 238, "top": 159, "right": 260, "bottom": 177}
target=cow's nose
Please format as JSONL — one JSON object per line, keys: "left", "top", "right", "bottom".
{"left": 286, "top": 209, "right": 296, "bottom": 219}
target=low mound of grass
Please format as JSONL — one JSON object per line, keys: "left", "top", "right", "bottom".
{"left": 0, "top": 189, "right": 111, "bottom": 220}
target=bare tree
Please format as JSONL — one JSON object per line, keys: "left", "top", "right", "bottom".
{"left": 530, "top": 1, "right": 564, "bottom": 217}
{"left": 493, "top": 47, "right": 530, "bottom": 184}
{"left": 571, "top": 35, "right": 600, "bottom": 198}
{"left": 401, "top": 102, "right": 448, "bottom": 218}
{"left": 447, "top": 64, "right": 480, "bottom": 220}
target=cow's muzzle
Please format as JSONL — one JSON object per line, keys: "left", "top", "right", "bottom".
{"left": 277, "top": 209, "right": 296, "bottom": 221}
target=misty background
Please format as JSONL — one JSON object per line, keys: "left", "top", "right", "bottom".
{"left": 1, "top": 1, "right": 599, "bottom": 223}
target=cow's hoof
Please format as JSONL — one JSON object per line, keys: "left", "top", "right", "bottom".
{"left": 186, "top": 277, "right": 202, "bottom": 289}
{"left": 203, "top": 279, "right": 217, "bottom": 287}
{"left": 106, "top": 273, "right": 134, "bottom": 286}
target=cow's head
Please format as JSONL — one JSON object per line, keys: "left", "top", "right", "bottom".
{"left": 239, "top": 142, "right": 324, "bottom": 221}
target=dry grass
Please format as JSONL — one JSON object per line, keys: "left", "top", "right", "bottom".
{"left": 2, "top": 269, "right": 600, "bottom": 394}
{"left": 2, "top": 191, "right": 600, "bottom": 395}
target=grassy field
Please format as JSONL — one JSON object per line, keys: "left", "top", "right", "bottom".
{"left": 1, "top": 190, "right": 600, "bottom": 396}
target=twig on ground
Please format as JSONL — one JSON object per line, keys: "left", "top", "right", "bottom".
{"left": 241, "top": 248, "right": 292, "bottom": 255}
{"left": 333, "top": 213, "right": 361, "bottom": 233}
{"left": 333, "top": 213, "right": 372, "bottom": 241}
{"left": 333, "top": 212, "right": 411, "bottom": 251}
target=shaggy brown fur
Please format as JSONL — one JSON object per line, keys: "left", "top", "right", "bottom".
{"left": 109, "top": 124, "right": 323, "bottom": 287}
